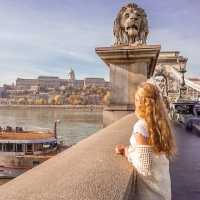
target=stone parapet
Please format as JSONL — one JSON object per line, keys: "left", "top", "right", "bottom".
{"left": 0, "top": 113, "right": 137, "bottom": 200}
{"left": 96, "top": 45, "right": 160, "bottom": 78}
{"left": 158, "top": 51, "right": 180, "bottom": 64}
{"left": 96, "top": 45, "right": 160, "bottom": 126}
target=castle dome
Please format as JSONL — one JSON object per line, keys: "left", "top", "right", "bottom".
{"left": 67, "top": 68, "right": 75, "bottom": 80}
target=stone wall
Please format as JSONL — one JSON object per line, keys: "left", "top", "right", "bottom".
{"left": 0, "top": 113, "right": 137, "bottom": 200}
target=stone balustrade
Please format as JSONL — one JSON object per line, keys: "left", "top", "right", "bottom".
{"left": 0, "top": 113, "right": 137, "bottom": 200}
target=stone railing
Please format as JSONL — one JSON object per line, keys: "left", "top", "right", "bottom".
{"left": 0, "top": 113, "right": 137, "bottom": 200}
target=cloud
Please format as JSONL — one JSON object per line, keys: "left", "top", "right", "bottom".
{"left": 0, "top": 0, "right": 199, "bottom": 86}
{"left": 0, "top": 3, "right": 111, "bottom": 86}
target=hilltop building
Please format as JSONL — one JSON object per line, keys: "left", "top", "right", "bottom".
{"left": 66, "top": 68, "right": 84, "bottom": 88}
{"left": 0, "top": 87, "right": 5, "bottom": 98}
{"left": 16, "top": 78, "right": 38, "bottom": 90}
{"left": 84, "top": 78, "right": 106, "bottom": 88}
{"left": 15, "top": 69, "right": 111, "bottom": 91}
{"left": 68, "top": 68, "right": 75, "bottom": 81}
{"left": 16, "top": 76, "right": 64, "bottom": 90}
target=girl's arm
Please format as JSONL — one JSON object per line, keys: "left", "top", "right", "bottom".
{"left": 134, "top": 133, "right": 148, "bottom": 145}
{"left": 115, "top": 133, "right": 147, "bottom": 157}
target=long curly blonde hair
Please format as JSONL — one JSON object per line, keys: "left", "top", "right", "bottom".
{"left": 135, "top": 82, "right": 176, "bottom": 157}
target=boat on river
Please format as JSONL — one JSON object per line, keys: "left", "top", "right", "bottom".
{"left": 0, "top": 123, "right": 69, "bottom": 178}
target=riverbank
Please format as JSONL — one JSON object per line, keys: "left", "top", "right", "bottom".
{"left": 0, "top": 104, "right": 103, "bottom": 111}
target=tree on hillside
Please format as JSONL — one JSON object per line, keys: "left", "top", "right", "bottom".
{"left": 67, "top": 95, "right": 83, "bottom": 105}
{"left": 54, "top": 95, "right": 62, "bottom": 105}
{"left": 35, "top": 98, "right": 47, "bottom": 105}
{"left": 103, "top": 91, "right": 111, "bottom": 105}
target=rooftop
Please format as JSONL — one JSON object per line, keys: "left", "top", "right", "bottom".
{"left": 0, "top": 131, "right": 55, "bottom": 141}
{"left": 84, "top": 77, "right": 105, "bottom": 81}
{"left": 38, "top": 76, "right": 59, "bottom": 80}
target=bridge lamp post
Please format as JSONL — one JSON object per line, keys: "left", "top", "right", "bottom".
{"left": 177, "top": 56, "right": 188, "bottom": 100}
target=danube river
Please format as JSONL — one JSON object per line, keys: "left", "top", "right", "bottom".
{"left": 0, "top": 106, "right": 103, "bottom": 145}
{"left": 0, "top": 106, "right": 103, "bottom": 185}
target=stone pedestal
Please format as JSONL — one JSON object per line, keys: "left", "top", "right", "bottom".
{"left": 96, "top": 45, "right": 160, "bottom": 126}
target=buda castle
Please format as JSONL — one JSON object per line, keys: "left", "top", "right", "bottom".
{"left": 15, "top": 69, "right": 110, "bottom": 91}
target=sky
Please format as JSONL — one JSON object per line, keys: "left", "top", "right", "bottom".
{"left": 0, "top": 0, "right": 199, "bottom": 86}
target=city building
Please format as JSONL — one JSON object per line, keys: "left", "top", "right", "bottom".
{"left": 15, "top": 69, "right": 110, "bottom": 90}
{"left": 68, "top": 68, "right": 75, "bottom": 81}
{"left": 66, "top": 69, "right": 83, "bottom": 88}
{"left": 16, "top": 76, "right": 66, "bottom": 90}
{"left": 84, "top": 78, "right": 107, "bottom": 88}
{"left": 38, "top": 76, "right": 61, "bottom": 89}
{"left": 0, "top": 87, "right": 5, "bottom": 98}
{"left": 67, "top": 79, "right": 84, "bottom": 88}
{"left": 104, "top": 81, "right": 112, "bottom": 89}
{"left": 16, "top": 78, "right": 38, "bottom": 90}
{"left": 3, "top": 84, "right": 15, "bottom": 90}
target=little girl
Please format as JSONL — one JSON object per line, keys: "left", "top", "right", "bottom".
{"left": 115, "top": 82, "right": 176, "bottom": 200}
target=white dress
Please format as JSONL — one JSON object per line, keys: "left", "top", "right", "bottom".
{"left": 128, "top": 119, "right": 171, "bottom": 200}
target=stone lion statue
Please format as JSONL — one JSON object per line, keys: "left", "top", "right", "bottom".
{"left": 113, "top": 3, "right": 149, "bottom": 46}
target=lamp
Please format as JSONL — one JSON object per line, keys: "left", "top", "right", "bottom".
{"left": 177, "top": 56, "right": 188, "bottom": 100}
{"left": 177, "top": 56, "right": 187, "bottom": 73}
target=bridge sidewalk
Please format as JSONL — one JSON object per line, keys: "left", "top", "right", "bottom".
{"left": 171, "top": 123, "right": 200, "bottom": 200}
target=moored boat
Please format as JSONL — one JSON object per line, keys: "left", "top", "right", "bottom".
{"left": 0, "top": 124, "right": 69, "bottom": 178}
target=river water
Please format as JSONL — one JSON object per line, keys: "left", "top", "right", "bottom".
{"left": 0, "top": 106, "right": 103, "bottom": 185}
{"left": 0, "top": 107, "right": 103, "bottom": 145}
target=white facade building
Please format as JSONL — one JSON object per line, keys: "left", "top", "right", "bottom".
{"left": 15, "top": 69, "right": 110, "bottom": 90}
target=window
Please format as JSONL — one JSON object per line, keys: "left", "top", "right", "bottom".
{"left": 27, "top": 144, "right": 33, "bottom": 152}
{"left": 16, "top": 144, "right": 23, "bottom": 152}
{"left": 5, "top": 144, "right": 13, "bottom": 152}
{"left": 35, "top": 144, "right": 43, "bottom": 151}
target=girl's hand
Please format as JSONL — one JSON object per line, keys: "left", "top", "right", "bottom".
{"left": 115, "top": 144, "right": 125, "bottom": 155}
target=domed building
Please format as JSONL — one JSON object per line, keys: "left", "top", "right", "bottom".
{"left": 67, "top": 68, "right": 75, "bottom": 81}
{"left": 67, "top": 68, "right": 84, "bottom": 88}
